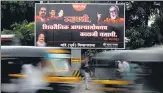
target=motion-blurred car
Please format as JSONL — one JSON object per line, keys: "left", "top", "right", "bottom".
{"left": 1, "top": 46, "right": 81, "bottom": 92}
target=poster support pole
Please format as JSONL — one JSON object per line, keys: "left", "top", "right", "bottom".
{"left": 40, "top": 1, "right": 43, "bottom": 3}
{"left": 71, "top": 48, "right": 82, "bottom": 70}
{"left": 116, "top": 1, "right": 118, "bottom": 4}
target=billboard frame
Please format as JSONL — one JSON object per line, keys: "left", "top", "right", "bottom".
{"left": 35, "top": 3, "right": 126, "bottom": 49}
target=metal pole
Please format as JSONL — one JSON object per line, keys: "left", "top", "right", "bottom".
{"left": 40, "top": 1, "right": 43, "bottom": 3}
{"left": 116, "top": 1, "right": 118, "bottom": 4}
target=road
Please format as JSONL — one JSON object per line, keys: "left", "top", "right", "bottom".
{"left": 1, "top": 81, "right": 161, "bottom": 93}
{"left": 70, "top": 81, "right": 160, "bottom": 93}
{"left": 71, "top": 81, "right": 104, "bottom": 93}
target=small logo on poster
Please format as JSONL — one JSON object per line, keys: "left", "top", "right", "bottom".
{"left": 72, "top": 4, "right": 87, "bottom": 12}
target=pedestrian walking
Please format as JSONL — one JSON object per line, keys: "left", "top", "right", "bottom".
{"left": 84, "top": 64, "right": 92, "bottom": 90}
{"left": 80, "top": 57, "right": 92, "bottom": 90}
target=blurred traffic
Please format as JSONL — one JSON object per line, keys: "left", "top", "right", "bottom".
{"left": 1, "top": 33, "right": 163, "bottom": 93}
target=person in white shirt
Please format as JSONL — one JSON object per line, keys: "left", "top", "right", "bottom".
{"left": 36, "top": 33, "right": 46, "bottom": 47}
{"left": 116, "top": 61, "right": 125, "bottom": 78}
{"left": 123, "top": 61, "right": 130, "bottom": 80}
{"left": 123, "top": 61, "right": 130, "bottom": 72}
{"left": 117, "top": 61, "right": 125, "bottom": 72}
{"left": 116, "top": 60, "right": 130, "bottom": 79}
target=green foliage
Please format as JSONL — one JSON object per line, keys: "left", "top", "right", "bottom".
{"left": 125, "top": 1, "right": 163, "bottom": 49}
{"left": 11, "top": 20, "right": 35, "bottom": 45}
{"left": 154, "top": 15, "right": 163, "bottom": 36}
{"left": 1, "top": 29, "right": 14, "bottom": 34}
{"left": 1, "top": 1, "right": 36, "bottom": 30}
{"left": 125, "top": 1, "right": 161, "bottom": 29}
{"left": 1, "top": 1, "right": 35, "bottom": 19}
{"left": 126, "top": 22, "right": 163, "bottom": 49}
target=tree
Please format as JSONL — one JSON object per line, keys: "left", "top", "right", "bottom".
{"left": 125, "top": 1, "right": 163, "bottom": 49}
{"left": 125, "top": 1, "right": 162, "bottom": 29}
{"left": 11, "top": 20, "right": 34, "bottom": 45}
{"left": 153, "top": 15, "right": 163, "bottom": 40}
{"left": 1, "top": 1, "right": 38, "bottom": 30}
{"left": 1, "top": 29, "right": 14, "bottom": 34}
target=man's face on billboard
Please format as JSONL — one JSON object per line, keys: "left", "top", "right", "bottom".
{"left": 38, "top": 33, "right": 45, "bottom": 43}
{"left": 50, "top": 9, "right": 56, "bottom": 16}
{"left": 109, "top": 6, "right": 118, "bottom": 20}
{"left": 39, "top": 7, "right": 46, "bottom": 18}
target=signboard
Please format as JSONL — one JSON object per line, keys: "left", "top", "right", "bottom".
{"left": 71, "top": 58, "right": 81, "bottom": 62}
{"left": 35, "top": 3, "right": 125, "bottom": 49}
